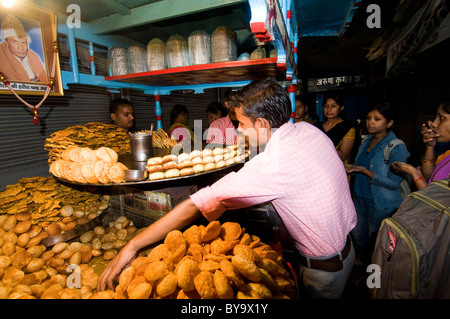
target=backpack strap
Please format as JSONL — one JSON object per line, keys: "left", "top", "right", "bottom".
{"left": 383, "top": 139, "right": 405, "bottom": 164}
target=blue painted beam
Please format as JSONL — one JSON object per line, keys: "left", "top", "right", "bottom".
{"left": 91, "top": 0, "right": 247, "bottom": 35}
{"left": 61, "top": 70, "right": 251, "bottom": 95}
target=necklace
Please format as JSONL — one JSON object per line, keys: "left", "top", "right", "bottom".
{"left": 324, "top": 119, "right": 341, "bottom": 130}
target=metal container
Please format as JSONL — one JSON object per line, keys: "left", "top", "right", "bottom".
{"left": 130, "top": 132, "right": 153, "bottom": 161}
{"left": 125, "top": 169, "right": 149, "bottom": 181}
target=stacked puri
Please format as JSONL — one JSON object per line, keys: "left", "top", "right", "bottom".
{"left": 145, "top": 145, "right": 248, "bottom": 181}
{"left": 44, "top": 122, "right": 131, "bottom": 164}
{"left": 50, "top": 147, "right": 128, "bottom": 184}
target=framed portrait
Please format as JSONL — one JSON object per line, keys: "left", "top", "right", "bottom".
{"left": 0, "top": 3, "right": 63, "bottom": 96}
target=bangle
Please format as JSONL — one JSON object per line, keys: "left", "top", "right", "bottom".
{"left": 421, "top": 156, "right": 436, "bottom": 164}
{"left": 414, "top": 176, "right": 425, "bottom": 183}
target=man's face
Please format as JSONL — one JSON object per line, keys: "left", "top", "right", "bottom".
{"left": 6, "top": 36, "right": 28, "bottom": 59}
{"left": 111, "top": 105, "right": 134, "bottom": 129}
{"left": 235, "top": 106, "right": 268, "bottom": 148}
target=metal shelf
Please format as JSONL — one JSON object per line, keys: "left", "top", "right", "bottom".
{"left": 104, "top": 58, "right": 286, "bottom": 87}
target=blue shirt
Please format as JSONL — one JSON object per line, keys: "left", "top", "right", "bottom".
{"left": 353, "top": 131, "right": 410, "bottom": 214}
{"left": 354, "top": 141, "right": 377, "bottom": 200}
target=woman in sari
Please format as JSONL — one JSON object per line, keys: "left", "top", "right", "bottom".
{"left": 393, "top": 101, "right": 450, "bottom": 189}
{"left": 316, "top": 91, "right": 355, "bottom": 165}
{"left": 168, "top": 104, "right": 195, "bottom": 144}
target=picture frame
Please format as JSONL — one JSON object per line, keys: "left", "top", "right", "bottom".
{"left": 0, "top": 3, "right": 63, "bottom": 96}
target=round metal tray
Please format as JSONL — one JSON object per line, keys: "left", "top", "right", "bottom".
{"left": 53, "top": 161, "right": 244, "bottom": 187}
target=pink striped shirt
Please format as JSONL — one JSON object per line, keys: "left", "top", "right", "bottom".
{"left": 206, "top": 115, "right": 237, "bottom": 145}
{"left": 191, "top": 121, "right": 357, "bottom": 257}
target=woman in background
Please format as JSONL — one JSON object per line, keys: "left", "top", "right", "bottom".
{"left": 346, "top": 102, "right": 410, "bottom": 263}
{"left": 206, "top": 102, "right": 228, "bottom": 125}
{"left": 168, "top": 104, "right": 195, "bottom": 143}
{"left": 316, "top": 91, "right": 355, "bottom": 164}
{"left": 393, "top": 101, "right": 450, "bottom": 189}
{"left": 294, "top": 95, "right": 316, "bottom": 125}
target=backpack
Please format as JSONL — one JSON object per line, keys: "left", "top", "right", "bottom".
{"left": 383, "top": 139, "right": 412, "bottom": 199}
{"left": 370, "top": 179, "right": 450, "bottom": 298}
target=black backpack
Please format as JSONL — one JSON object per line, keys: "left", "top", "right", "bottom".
{"left": 370, "top": 179, "right": 450, "bottom": 298}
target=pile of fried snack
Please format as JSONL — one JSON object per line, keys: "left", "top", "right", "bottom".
{"left": 151, "top": 129, "right": 178, "bottom": 149}
{"left": 0, "top": 176, "right": 146, "bottom": 299}
{"left": 45, "top": 122, "right": 131, "bottom": 164}
{"left": 95, "top": 220, "right": 296, "bottom": 299}
{"left": 49, "top": 146, "right": 128, "bottom": 184}
{"left": 1, "top": 176, "right": 296, "bottom": 299}
{"left": 0, "top": 176, "right": 104, "bottom": 227}
{"left": 146, "top": 145, "right": 249, "bottom": 181}
{"left": 134, "top": 129, "right": 177, "bottom": 149}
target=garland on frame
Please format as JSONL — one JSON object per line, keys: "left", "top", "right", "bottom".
{"left": 0, "top": 42, "right": 59, "bottom": 125}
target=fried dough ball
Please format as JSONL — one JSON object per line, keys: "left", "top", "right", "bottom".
{"left": 253, "top": 245, "right": 280, "bottom": 262}
{"left": 220, "top": 222, "right": 242, "bottom": 241}
{"left": 144, "top": 260, "right": 168, "bottom": 283}
{"left": 11, "top": 250, "right": 32, "bottom": 269}
{"left": 130, "top": 256, "right": 151, "bottom": 276}
{"left": 258, "top": 268, "right": 276, "bottom": 291}
{"left": 156, "top": 272, "right": 178, "bottom": 297}
{"left": 128, "top": 282, "right": 152, "bottom": 299}
{"left": 0, "top": 286, "right": 10, "bottom": 299}
{"left": 0, "top": 255, "right": 12, "bottom": 268}
{"left": 118, "top": 266, "right": 136, "bottom": 292}
{"left": 176, "top": 289, "right": 201, "bottom": 299}
{"left": 2, "top": 267, "right": 25, "bottom": 287}
{"left": 256, "top": 258, "right": 289, "bottom": 278}
{"left": 60, "top": 288, "right": 82, "bottom": 299}
{"left": 199, "top": 260, "right": 220, "bottom": 272}
{"left": 213, "top": 270, "right": 234, "bottom": 299}
{"left": 175, "top": 258, "right": 200, "bottom": 292}
{"left": 163, "top": 230, "right": 187, "bottom": 265}
{"left": 183, "top": 225, "right": 202, "bottom": 245}
{"left": 233, "top": 244, "right": 260, "bottom": 262}
{"left": 194, "top": 271, "right": 218, "bottom": 299}
{"left": 146, "top": 244, "right": 165, "bottom": 262}
{"left": 81, "top": 267, "right": 99, "bottom": 290}
{"left": 231, "top": 255, "right": 261, "bottom": 282}
{"left": 201, "top": 221, "right": 221, "bottom": 242}
{"left": 95, "top": 147, "right": 118, "bottom": 163}
{"left": 219, "top": 259, "right": 246, "bottom": 291}
{"left": 210, "top": 238, "right": 239, "bottom": 255}
{"left": 249, "top": 282, "right": 272, "bottom": 299}
{"left": 185, "top": 244, "right": 205, "bottom": 264}
{"left": 89, "top": 290, "right": 115, "bottom": 299}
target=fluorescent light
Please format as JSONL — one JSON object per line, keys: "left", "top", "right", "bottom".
{"left": 1, "top": 0, "right": 16, "bottom": 8}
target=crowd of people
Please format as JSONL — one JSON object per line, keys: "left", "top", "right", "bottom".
{"left": 103, "top": 78, "right": 450, "bottom": 298}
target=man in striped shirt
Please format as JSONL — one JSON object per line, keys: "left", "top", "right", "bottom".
{"left": 206, "top": 88, "right": 239, "bottom": 145}
{"left": 99, "top": 78, "right": 357, "bottom": 298}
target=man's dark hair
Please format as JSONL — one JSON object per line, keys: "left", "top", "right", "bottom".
{"left": 109, "top": 98, "right": 132, "bottom": 114}
{"left": 236, "top": 77, "right": 291, "bottom": 128}
{"left": 223, "top": 88, "right": 240, "bottom": 109}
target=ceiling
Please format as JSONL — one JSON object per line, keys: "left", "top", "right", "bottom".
{"left": 30, "top": 0, "right": 363, "bottom": 56}
{"left": 29, "top": 0, "right": 433, "bottom": 80}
